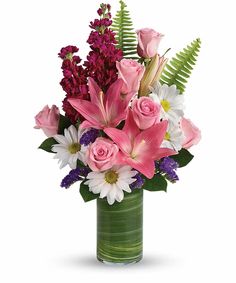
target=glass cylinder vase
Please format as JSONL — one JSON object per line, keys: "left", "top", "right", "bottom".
{"left": 97, "top": 189, "right": 143, "bottom": 265}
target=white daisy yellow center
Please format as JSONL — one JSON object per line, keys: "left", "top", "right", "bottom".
{"left": 164, "top": 132, "right": 171, "bottom": 141}
{"left": 68, "top": 143, "right": 81, "bottom": 154}
{"left": 161, "top": 99, "right": 171, "bottom": 112}
{"left": 105, "top": 170, "right": 118, "bottom": 184}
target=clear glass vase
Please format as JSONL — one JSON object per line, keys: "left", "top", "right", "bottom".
{"left": 97, "top": 189, "right": 143, "bottom": 265}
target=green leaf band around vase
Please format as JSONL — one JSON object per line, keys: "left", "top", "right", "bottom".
{"left": 97, "top": 189, "right": 143, "bottom": 264}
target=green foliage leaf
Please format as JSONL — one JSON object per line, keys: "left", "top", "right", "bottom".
{"left": 142, "top": 174, "right": 167, "bottom": 192}
{"left": 58, "top": 114, "right": 72, "bottom": 135}
{"left": 160, "top": 38, "right": 201, "bottom": 93}
{"left": 111, "top": 0, "right": 138, "bottom": 59}
{"left": 80, "top": 181, "right": 99, "bottom": 202}
{"left": 38, "top": 137, "right": 57, "bottom": 153}
{"left": 171, "top": 148, "right": 194, "bottom": 167}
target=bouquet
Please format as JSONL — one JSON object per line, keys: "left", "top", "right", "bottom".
{"left": 34, "top": 1, "right": 201, "bottom": 264}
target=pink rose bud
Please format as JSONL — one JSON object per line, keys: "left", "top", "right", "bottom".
{"left": 34, "top": 105, "right": 60, "bottom": 137}
{"left": 137, "top": 28, "right": 164, "bottom": 59}
{"left": 116, "top": 59, "right": 145, "bottom": 95}
{"left": 132, "top": 97, "right": 161, "bottom": 130}
{"left": 181, "top": 118, "right": 201, "bottom": 149}
{"left": 87, "top": 137, "right": 119, "bottom": 171}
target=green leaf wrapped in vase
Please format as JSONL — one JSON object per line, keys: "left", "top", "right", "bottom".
{"left": 97, "top": 189, "right": 143, "bottom": 264}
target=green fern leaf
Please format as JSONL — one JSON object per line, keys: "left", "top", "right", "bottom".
{"left": 160, "top": 38, "right": 201, "bottom": 93}
{"left": 112, "top": 0, "right": 138, "bottom": 59}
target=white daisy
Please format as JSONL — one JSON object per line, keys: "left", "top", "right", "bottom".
{"left": 161, "top": 122, "right": 184, "bottom": 151}
{"left": 149, "top": 82, "right": 184, "bottom": 123}
{"left": 52, "top": 125, "right": 87, "bottom": 169}
{"left": 84, "top": 166, "right": 137, "bottom": 205}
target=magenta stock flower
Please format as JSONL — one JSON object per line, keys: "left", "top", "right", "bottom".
{"left": 68, "top": 77, "right": 130, "bottom": 129}
{"left": 59, "top": 46, "right": 89, "bottom": 124}
{"left": 84, "top": 6, "right": 123, "bottom": 92}
{"left": 104, "top": 110, "right": 176, "bottom": 179}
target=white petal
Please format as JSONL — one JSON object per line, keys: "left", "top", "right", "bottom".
{"left": 117, "top": 165, "right": 132, "bottom": 173}
{"left": 87, "top": 172, "right": 104, "bottom": 180}
{"left": 117, "top": 180, "right": 131, "bottom": 193}
{"left": 100, "top": 184, "right": 111, "bottom": 198}
{"left": 69, "top": 125, "right": 78, "bottom": 143}
{"left": 107, "top": 192, "right": 115, "bottom": 205}
{"left": 64, "top": 128, "right": 73, "bottom": 144}
{"left": 90, "top": 184, "right": 103, "bottom": 194}
{"left": 115, "top": 189, "right": 124, "bottom": 202}
{"left": 87, "top": 178, "right": 104, "bottom": 187}
{"left": 109, "top": 185, "right": 117, "bottom": 200}
{"left": 54, "top": 135, "right": 68, "bottom": 145}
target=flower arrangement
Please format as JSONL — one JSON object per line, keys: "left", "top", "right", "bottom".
{"left": 35, "top": 1, "right": 201, "bottom": 206}
{"left": 34, "top": 1, "right": 201, "bottom": 264}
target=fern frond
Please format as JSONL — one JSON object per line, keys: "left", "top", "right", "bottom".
{"left": 160, "top": 38, "right": 201, "bottom": 94}
{"left": 112, "top": 0, "right": 138, "bottom": 59}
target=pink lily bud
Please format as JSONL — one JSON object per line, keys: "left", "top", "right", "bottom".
{"left": 139, "top": 54, "right": 167, "bottom": 96}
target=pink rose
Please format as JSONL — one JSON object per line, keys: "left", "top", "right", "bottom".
{"left": 87, "top": 137, "right": 119, "bottom": 171}
{"left": 137, "top": 28, "right": 164, "bottom": 59}
{"left": 181, "top": 118, "right": 201, "bottom": 149}
{"left": 34, "top": 105, "right": 60, "bottom": 137}
{"left": 116, "top": 59, "right": 145, "bottom": 94}
{"left": 132, "top": 97, "right": 161, "bottom": 130}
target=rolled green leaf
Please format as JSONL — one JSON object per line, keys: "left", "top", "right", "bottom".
{"left": 97, "top": 189, "right": 143, "bottom": 264}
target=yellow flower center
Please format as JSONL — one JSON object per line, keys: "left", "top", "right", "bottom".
{"left": 68, "top": 143, "right": 81, "bottom": 154}
{"left": 165, "top": 132, "right": 171, "bottom": 141}
{"left": 105, "top": 170, "right": 118, "bottom": 184}
{"left": 161, "top": 99, "right": 171, "bottom": 112}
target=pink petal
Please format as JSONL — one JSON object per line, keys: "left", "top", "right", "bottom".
{"left": 68, "top": 98, "right": 103, "bottom": 128}
{"left": 115, "top": 151, "right": 127, "bottom": 165}
{"left": 126, "top": 157, "right": 155, "bottom": 179}
{"left": 105, "top": 79, "right": 126, "bottom": 121}
{"left": 123, "top": 109, "right": 140, "bottom": 141}
{"left": 106, "top": 81, "right": 129, "bottom": 127}
{"left": 116, "top": 62, "right": 128, "bottom": 85}
{"left": 88, "top": 77, "right": 101, "bottom": 106}
{"left": 80, "top": 120, "right": 101, "bottom": 129}
{"left": 122, "top": 91, "right": 136, "bottom": 104}
{"left": 134, "top": 120, "right": 168, "bottom": 153}
{"left": 104, "top": 128, "right": 132, "bottom": 154}
{"left": 154, "top": 148, "right": 177, "bottom": 160}
{"left": 106, "top": 78, "right": 124, "bottom": 105}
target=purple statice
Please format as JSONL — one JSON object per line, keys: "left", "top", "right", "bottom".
{"left": 80, "top": 128, "right": 99, "bottom": 146}
{"left": 61, "top": 167, "right": 91, "bottom": 189}
{"left": 158, "top": 157, "right": 179, "bottom": 183}
{"left": 130, "top": 173, "right": 145, "bottom": 190}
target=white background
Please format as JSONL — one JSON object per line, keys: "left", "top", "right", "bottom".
{"left": 0, "top": 0, "right": 236, "bottom": 282}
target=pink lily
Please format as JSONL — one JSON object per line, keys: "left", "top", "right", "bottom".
{"left": 68, "top": 77, "right": 132, "bottom": 129}
{"left": 104, "top": 110, "right": 176, "bottom": 179}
